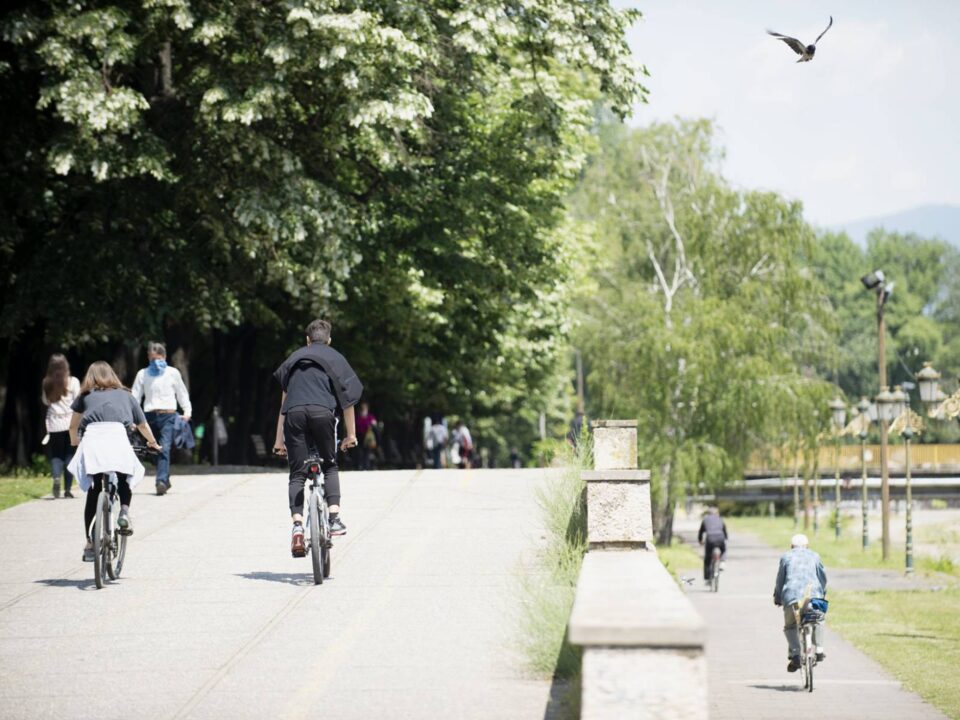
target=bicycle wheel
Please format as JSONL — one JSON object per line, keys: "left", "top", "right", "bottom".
{"left": 105, "top": 501, "right": 117, "bottom": 580}
{"left": 807, "top": 653, "right": 814, "bottom": 692}
{"left": 92, "top": 491, "right": 108, "bottom": 589}
{"left": 711, "top": 552, "right": 720, "bottom": 592}
{"left": 321, "top": 504, "right": 331, "bottom": 579}
{"left": 114, "top": 531, "right": 128, "bottom": 578}
{"left": 309, "top": 490, "right": 323, "bottom": 585}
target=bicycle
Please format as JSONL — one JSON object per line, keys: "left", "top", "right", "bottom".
{"left": 89, "top": 444, "right": 158, "bottom": 589}
{"left": 792, "top": 597, "right": 827, "bottom": 692}
{"left": 303, "top": 454, "right": 332, "bottom": 585}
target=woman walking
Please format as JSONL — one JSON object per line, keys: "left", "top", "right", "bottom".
{"left": 41, "top": 354, "right": 81, "bottom": 498}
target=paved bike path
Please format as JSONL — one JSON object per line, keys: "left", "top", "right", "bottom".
{"left": 0, "top": 469, "right": 560, "bottom": 720}
{"left": 673, "top": 516, "right": 947, "bottom": 720}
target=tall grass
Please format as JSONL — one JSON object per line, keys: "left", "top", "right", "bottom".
{"left": 516, "top": 438, "right": 592, "bottom": 715}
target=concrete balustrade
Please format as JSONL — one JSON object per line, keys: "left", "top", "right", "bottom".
{"left": 569, "top": 420, "right": 708, "bottom": 719}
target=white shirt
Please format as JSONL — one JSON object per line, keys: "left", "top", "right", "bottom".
{"left": 43, "top": 376, "right": 81, "bottom": 433}
{"left": 131, "top": 366, "right": 192, "bottom": 415}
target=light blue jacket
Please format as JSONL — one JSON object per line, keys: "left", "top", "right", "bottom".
{"left": 774, "top": 548, "right": 827, "bottom": 606}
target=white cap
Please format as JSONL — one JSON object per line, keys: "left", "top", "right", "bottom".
{"left": 791, "top": 534, "right": 810, "bottom": 547}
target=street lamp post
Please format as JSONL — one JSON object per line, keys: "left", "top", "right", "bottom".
{"left": 829, "top": 397, "right": 847, "bottom": 539}
{"left": 861, "top": 270, "right": 894, "bottom": 561}
{"left": 903, "top": 423, "right": 914, "bottom": 575}
{"left": 875, "top": 385, "right": 896, "bottom": 560}
{"left": 858, "top": 397, "right": 870, "bottom": 550}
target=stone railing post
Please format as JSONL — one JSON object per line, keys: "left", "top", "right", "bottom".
{"left": 584, "top": 420, "right": 651, "bottom": 550}
{"left": 570, "top": 420, "right": 707, "bottom": 719}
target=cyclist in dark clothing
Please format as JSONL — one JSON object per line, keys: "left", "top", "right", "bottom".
{"left": 273, "top": 319, "right": 362, "bottom": 558}
{"left": 698, "top": 506, "right": 728, "bottom": 584}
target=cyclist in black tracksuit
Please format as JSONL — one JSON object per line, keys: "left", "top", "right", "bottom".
{"left": 273, "top": 319, "right": 363, "bottom": 558}
{"left": 698, "top": 506, "right": 728, "bottom": 584}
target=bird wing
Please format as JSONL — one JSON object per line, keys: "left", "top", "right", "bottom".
{"left": 815, "top": 16, "right": 833, "bottom": 44}
{"left": 767, "top": 30, "right": 806, "bottom": 56}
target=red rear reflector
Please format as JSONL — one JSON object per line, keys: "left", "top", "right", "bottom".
{"left": 310, "top": 464, "right": 319, "bottom": 474}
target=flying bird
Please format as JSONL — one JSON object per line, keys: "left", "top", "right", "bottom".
{"left": 767, "top": 16, "right": 833, "bottom": 62}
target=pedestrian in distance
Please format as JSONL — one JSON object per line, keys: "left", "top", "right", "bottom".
{"left": 41, "top": 353, "right": 81, "bottom": 498}
{"left": 698, "top": 506, "right": 728, "bottom": 585}
{"left": 68, "top": 361, "right": 160, "bottom": 561}
{"left": 774, "top": 533, "right": 828, "bottom": 672}
{"left": 273, "top": 319, "right": 362, "bottom": 557}
{"left": 427, "top": 416, "right": 448, "bottom": 469}
{"left": 131, "top": 342, "right": 192, "bottom": 496}
{"left": 452, "top": 420, "right": 473, "bottom": 469}
{"left": 356, "top": 401, "right": 379, "bottom": 471}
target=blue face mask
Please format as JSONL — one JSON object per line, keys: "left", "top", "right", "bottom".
{"left": 148, "top": 358, "right": 168, "bottom": 376}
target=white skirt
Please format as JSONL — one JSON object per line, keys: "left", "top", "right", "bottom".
{"left": 67, "top": 422, "right": 145, "bottom": 493}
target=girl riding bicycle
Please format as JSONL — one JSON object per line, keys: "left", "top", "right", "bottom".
{"left": 68, "top": 362, "right": 161, "bottom": 562}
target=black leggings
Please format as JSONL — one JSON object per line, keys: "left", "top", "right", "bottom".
{"left": 284, "top": 405, "right": 341, "bottom": 515}
{"left": 84, "top": 473, "right": 131, "bottom": 538}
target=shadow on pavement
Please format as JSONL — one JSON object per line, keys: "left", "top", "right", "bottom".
{"left": 235, "top": 571, "right": 318, "bottom": 587}
{"left": 34, "top": 577, "right": 97, "bottom": 591}
{"left": 748, "top": 683, "right": 804, "bottom": 693}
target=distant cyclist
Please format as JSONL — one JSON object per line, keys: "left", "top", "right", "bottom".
{"left": 273, "top": 319, "right": 363, "bottom": 557}
{"left": 698, "top": 506, "right": 727, "bottom": 586}
{"left": 774, "top": 533, "right": 828, "bottom": 672}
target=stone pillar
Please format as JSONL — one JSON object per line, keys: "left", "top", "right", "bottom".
{"left": 586, "top": 420, "right": 652, "bottom": 550}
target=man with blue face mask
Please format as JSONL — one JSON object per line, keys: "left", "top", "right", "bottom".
{"left": 131, "top": 342, "right": 193, "bottom": 495}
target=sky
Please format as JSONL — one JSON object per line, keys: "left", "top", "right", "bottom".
{"left": 621, "top": 1, "right": 960, "bottom": 227}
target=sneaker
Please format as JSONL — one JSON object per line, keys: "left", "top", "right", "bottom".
{"left": 816, "top": 651, "right": 826, "bottom": 662}
{"left": 82, "top": 544, "right": 95, "bottom": 562}
{"left": 52, "top": 482, "right": 61, "bottom": 499}
{"left": 155, "top": 482, "right": 167, "bottom": 496}
{"left": 329, "top": 515, "right": 347, "bottom": 536}
{"left": 64, "top": 490, "right": 74, "bottom": 499}
{"left": 117, "top": 509, "right": 133, "bottom": 536}
{"left": 787, "top": 655, "right": 802, "bottom": 673}
{"left": 291, "top": 523, "right": 306, "bottom": 557}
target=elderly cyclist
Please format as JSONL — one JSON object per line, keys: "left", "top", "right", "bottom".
{"left": 773, "top": 533, "right": 828, "bottom": 672}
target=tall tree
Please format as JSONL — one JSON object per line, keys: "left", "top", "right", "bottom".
{"left": 570, "top": 120, "right": 833, "bottom": 540}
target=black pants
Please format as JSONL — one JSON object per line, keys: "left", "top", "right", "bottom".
{"left": 284, "top": 405, "right": 340, "bottom": 515}
{"left": 84, "top": 473, "right": 131, "bottom": 538}
{"left": 703, "top": 539, "right": 726, "bottom": 580}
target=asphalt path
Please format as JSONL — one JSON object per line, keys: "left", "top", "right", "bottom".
{"left": 0, "top": 469, "right": 560, "bottom": 720}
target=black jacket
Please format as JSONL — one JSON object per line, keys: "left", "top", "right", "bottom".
{"left": 273, "top": 344, "right": 363, "bottom": 410}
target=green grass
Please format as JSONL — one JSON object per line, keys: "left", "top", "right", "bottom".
{"left": 516, "top": 441, "right": 591, "bottom": 719}
{"left": 658, "top": 536, "right": 702, "bottom": 582}
{"left": 731, "top": 516, "right": 960, "bottom": 578}
{"left": 0, "top": 475, "right": 51, "bottom": 511}
{"left": 829, "top": 588, "right": 960, "bottom": 719}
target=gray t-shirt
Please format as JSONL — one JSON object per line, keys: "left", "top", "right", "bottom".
{"left": 71, "top": 389, "right": 147, "bottom": 434}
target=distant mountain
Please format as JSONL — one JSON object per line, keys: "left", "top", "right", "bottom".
{"left": 832, "top": 204, "right": 960, "bottom": 247}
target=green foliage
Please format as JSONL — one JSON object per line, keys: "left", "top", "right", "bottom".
{"left": 810, "top": 228, "right": 960, "bottom": 406}
{"left": 0, "top": 1, "right": 647, "bottom": 458}
{"left": 569, "top": 119, "right": 834, "bottom": 538}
